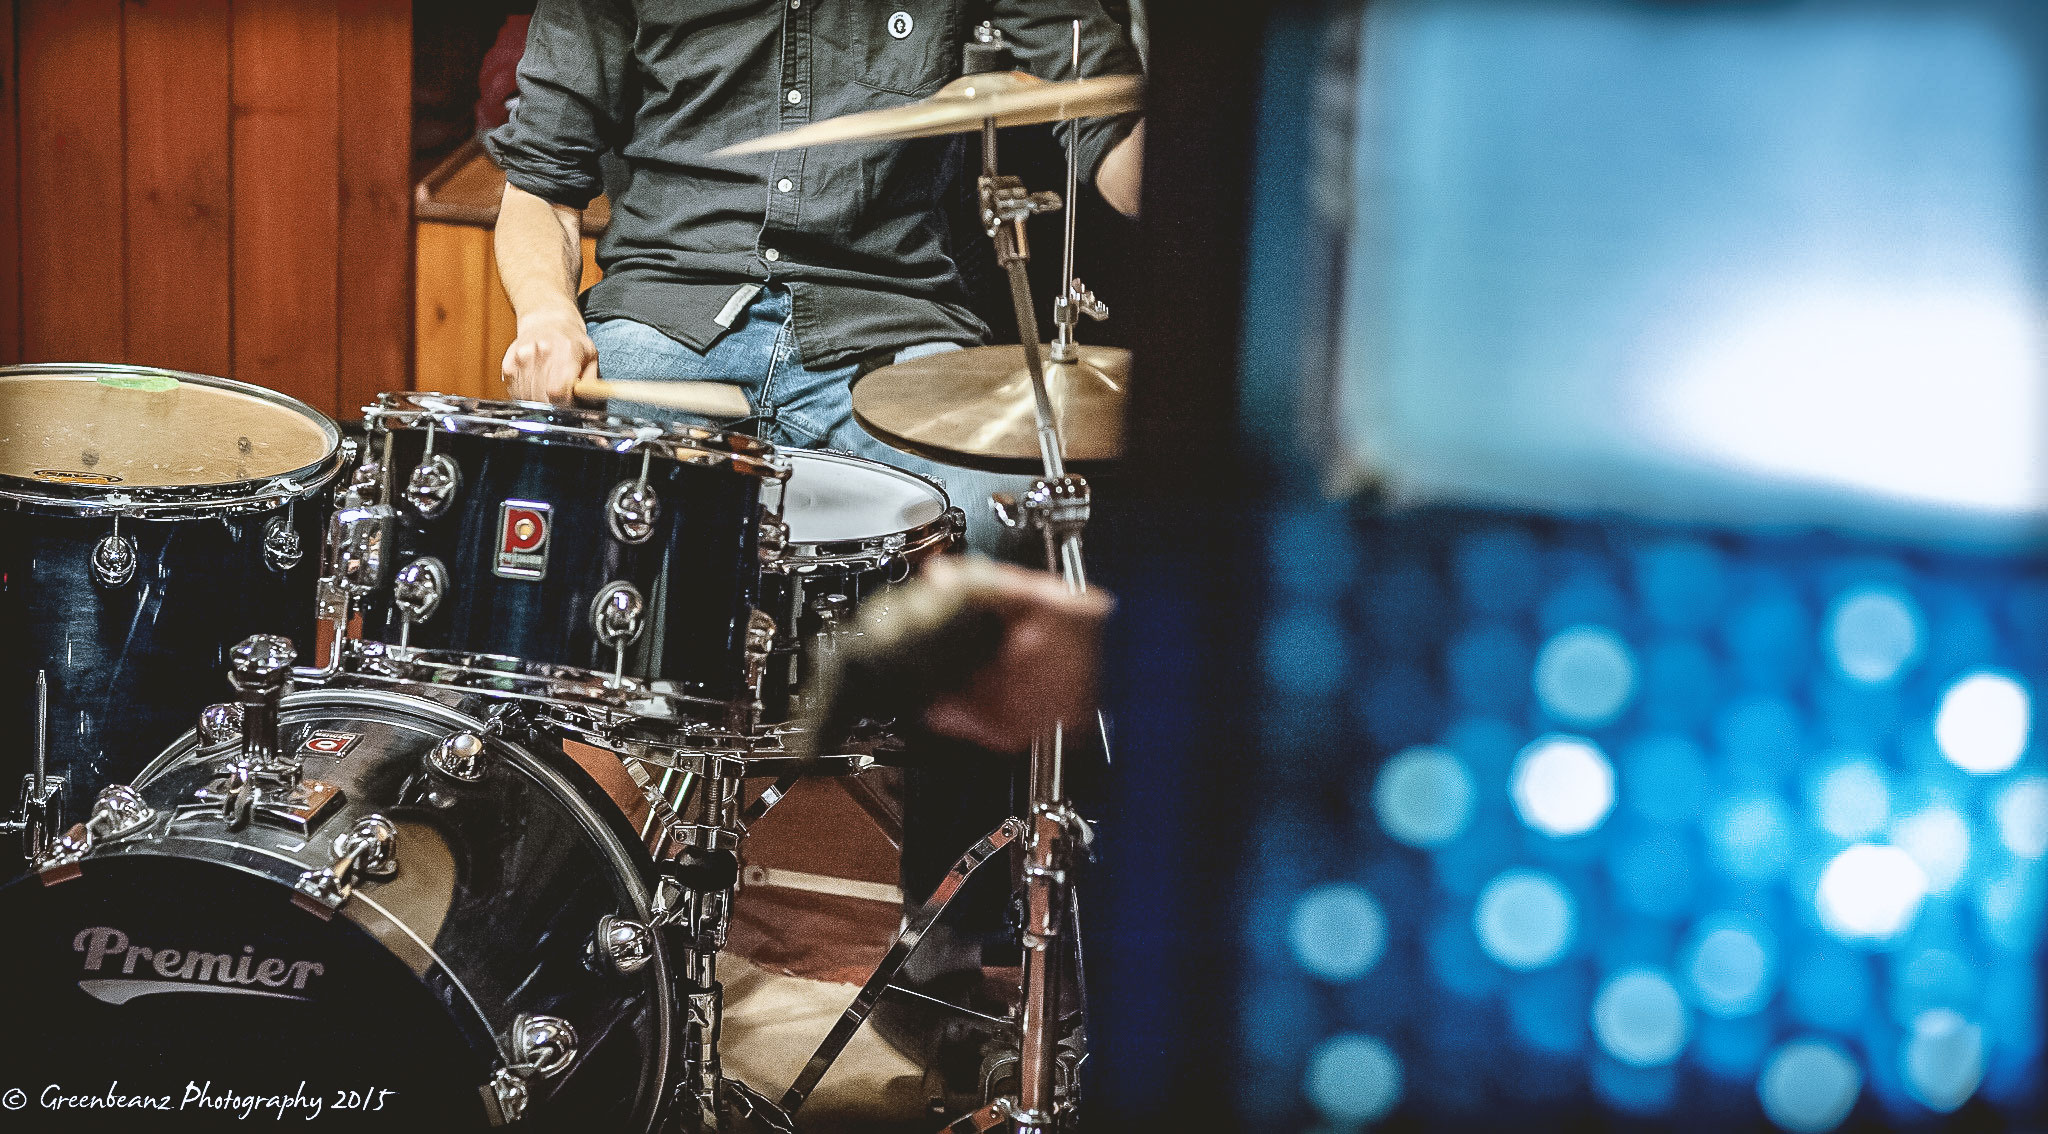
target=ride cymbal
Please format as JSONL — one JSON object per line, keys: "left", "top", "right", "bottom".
{"left": 715, "top": 72, "right": 1141, "bottom": 157}
{"left": 851, "top": 344, "right": 1127, "bottom": 472}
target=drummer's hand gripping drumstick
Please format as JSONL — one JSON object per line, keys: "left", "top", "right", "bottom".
{"left": 572, "top": 377, "right": 752, "bottom": 419}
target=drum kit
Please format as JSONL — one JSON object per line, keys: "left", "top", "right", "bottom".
{"left": 0, "top": 24, "right": 1131, "bottom": 1134}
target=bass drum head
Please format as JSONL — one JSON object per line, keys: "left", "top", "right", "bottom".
{"left": 0, "top": 856, "right": 498, "bottom": 1130}
{"left": 782, "top": 450, "right": 948, "bottom": 545}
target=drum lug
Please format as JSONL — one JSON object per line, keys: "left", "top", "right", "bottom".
{"left": 482, "top": 1014, "right": 580, "bottom": 1126}
{"left": 744, "top": 609, "right": 778, "bottom": 693}
{"left": 338, "top": 455, "right": 383, "bottom": 510}
{"left": 90, "top": 531, "right": 138, "bottom": 588}
{"left": 758, "top": 516, "right": 790, "bottom": 564}
{"left": 262, "top": 515, "right": 305, "bottom": 574}
{"left": 404, "top": 453, "right": 462, "bottom": 519}
{"left": 393, "top": 557, "right": 450, "bottom": 630}
{"left": 41, "top": 784, "right": 156, "bottom": 870}
{"left": 197, "top": 702, "right": 244, "bottom": 747}
{"left": 586, "top": 913, "right": 655, "bottom": 976}
{"left": 329, "top": 505, "right": 394, "bottom": 595}
{"left": 292, "top": 814, "right": 398, "bottom": 911}
{"left": 426, "top": 731, "right": 487, "bottom": 782}
{"left": 606, "top": 480, "right": 661, "bottom": 545}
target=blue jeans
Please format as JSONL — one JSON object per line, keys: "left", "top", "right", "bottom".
{"left": 589, "top": 288, "right": 1030, "bottom": 552}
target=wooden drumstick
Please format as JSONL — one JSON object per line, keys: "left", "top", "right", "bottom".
{"left": 574, "top": 377, "right": 752, "bottom": 419}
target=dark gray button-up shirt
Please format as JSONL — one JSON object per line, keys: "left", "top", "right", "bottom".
{"left": 486, "top": 0, "right": 1141, "bottom": 371}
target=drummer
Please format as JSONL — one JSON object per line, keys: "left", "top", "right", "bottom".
{"left": 487, "top": 1, "right": 1144, "bottom": 548}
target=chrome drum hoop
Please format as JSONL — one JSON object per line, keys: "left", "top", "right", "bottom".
{"left": 0, "top": 363, "right": 346, "bottom": 518}
{"left": 365, "top": 391, "right": 792, "bottom": 482}
{"left": 339, "top": 642, "right": 758, "bottom": 733}
{"left": 762, "top": 451, "right": 966, "bottom": 575}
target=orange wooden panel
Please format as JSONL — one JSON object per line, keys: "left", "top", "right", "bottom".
{"left": 231, "top": 0, "right": 341, "bottom": 413}
{"left": 17, "top": 0, "right": 126, "bottom": 363}
{"left": 483, "top": 253, "right": 517, "bottom": 393}
{"left": 0, "top": 0, "right": 20, "bottom": 363}
{"left": 414, "top": 222, "right": 488, "bottom": 399}
{"left": 124, "top": 0, "right": 232, "bottom": 377}
{"left": 581, "top": 235, "right": 603, "bottom": 292}
{"left": 336, "top": 0, "right": 412, "bottom": 418}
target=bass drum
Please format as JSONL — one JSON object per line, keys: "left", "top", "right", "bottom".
{"left": 0, "top": 689, "right": 670, "bottom": 1131}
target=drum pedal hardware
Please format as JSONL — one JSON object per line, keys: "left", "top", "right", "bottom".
{"left": 292, "top": 813, "right": 399, "bottom": 914}
{"left": 482, "top": 1013, "right": 580, "bottom": 1127}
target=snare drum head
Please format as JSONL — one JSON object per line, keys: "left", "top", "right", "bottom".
{"left": 782, "top": 450, "right": 948, "bottom": 544}
{"left": 0, "top": 366, "right": 335, "bottom": 489}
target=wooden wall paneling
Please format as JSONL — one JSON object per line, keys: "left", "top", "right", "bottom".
{"left": 231, "top": 0, "right": 340, "bottom": 414}
{"left": 0, "top": 0, "right": 20, "bottom": 364}
{"left": 123, "top": 0, "right": 231, "bottom": 376}
{"left": 336, "top": 0, "right": 411, "bottom": 419}
{"left": 414, "top": 222, "right": 487, "bottom": 398}
{"left": 482, "top": 253, "right": 516, "bottom": 394}
{"left": 17, "top": 0, "right": 127, "bottom": 363}
{"left": 581, "top": 236, "right": 602, "bottom": 293}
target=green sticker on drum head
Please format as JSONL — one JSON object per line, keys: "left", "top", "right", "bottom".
{"left": 95, "top": 374, "right": 180, "bottom": 392}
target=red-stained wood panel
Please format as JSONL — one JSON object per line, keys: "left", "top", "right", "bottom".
{"left": 0, "top": 0, "right": 21, "bottom": 364}
{"left": 124, "top": 0, "right": 231, "bottom": 376}
{"left": 336, "top": 0, "right": 412, "bottom": 419}
{"left": 17, "top": 0, "right": 126, "bottom": 363}
{"left": 230, "top": 0, "right": 340, "bottom": 413}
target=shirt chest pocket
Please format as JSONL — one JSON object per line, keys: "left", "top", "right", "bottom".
{"left": 832, "top": 1, "right": 954, "bottom": 98}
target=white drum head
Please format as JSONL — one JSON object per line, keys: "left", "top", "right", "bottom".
{"left": 781, "top": 450, "right": 948, "bottom": 545}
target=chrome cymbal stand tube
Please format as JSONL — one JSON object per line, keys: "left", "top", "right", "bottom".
{"left": 2, "top": 671, "right": 65, "bottom": 864}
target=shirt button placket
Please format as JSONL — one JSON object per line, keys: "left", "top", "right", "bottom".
{"left": 764, "top": 0, "right": 809, "bottom": 272}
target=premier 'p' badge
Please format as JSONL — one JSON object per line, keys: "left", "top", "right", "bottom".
{"left": 495, "top": 500, "right": 552, "bottom": 580}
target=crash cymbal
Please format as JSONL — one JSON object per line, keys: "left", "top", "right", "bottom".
{"left": 715, "top": 72, "right": 1141, "bottom": 157}
{"left": 852, "top": 344, "right": 1127, "bottom": 472}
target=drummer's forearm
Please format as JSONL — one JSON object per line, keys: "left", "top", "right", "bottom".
{"left": 495, "top": 182, "right": 586, "bottom": 329}
{"left": 1096, "top": 122, "right": 1143, "bottom": 217}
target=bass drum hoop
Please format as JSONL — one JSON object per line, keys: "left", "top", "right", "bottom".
{"left": 0, "top": 363, "right": 346, "bottom": 518}
{"left": 765, "top": 449, "right": 965, "bottom": 574}
{"left": 367, "top": 391, "right": 792, "bottom": 481}
{"left": 135, "top": 686, "right": 674, "bottom": 1130}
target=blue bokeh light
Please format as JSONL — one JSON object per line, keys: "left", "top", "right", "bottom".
{"left": 1304, "top": 1033, "right": 1405, "bottom": 1124}
{"left": 1287, "top": 883, "right": 1388, "bottom": 982}
{"left": 1684, "top": 913, "right": 1775, "bottom": 1019}
{"left": 1608, "top": 829, "right": 1695, "bottom": 920}
{"left": 1534, "top": 625, "right": 1638, "bottom": 726}
{"left": 1475, "top": 869, "right": 1576, "bottom": 971}
{"left": 1808, "top": 755, "right": 1892, "bottom": 842}
{"left": 1511, "top": 736, "right": 1617, "bottom": 837}
{"left": 1372, "top": 747, "right": 1477, "bottom": 848}
{"left": 1758, "top": 1040, "right": 1862, "bottom": 1134}
{"left": 1994, "top": 775, "right": 2048, "bottom": 859}
{"left": 1825, "top": 585, "right": 1924, "bottom": 685}
{"left": 1707, "top": 794, "right": 1796, "bottom": 882}
{"left": 1634, "top": 538, "right": 1730, "bottom": 632}
{"left": 1902, "top": 1009, "right": 1985, "bottom": 1114}
{"left": 1592, "top": 969, "right": 1690, "bottom": 1068}
{"left": 1620, "top": 734, "right": 1710, "bottom": 826}
{"left": 1934, "top": 670, "right": 2032, "bottom": 774}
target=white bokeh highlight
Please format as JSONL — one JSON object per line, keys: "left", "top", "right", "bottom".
{"left": 1512, "top": 735, "right": 1617, "bottom": 838}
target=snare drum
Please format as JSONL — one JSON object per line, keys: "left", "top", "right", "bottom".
{"left": 0, "top": 687, "right": 671, "bottom": 1130}
{"left": 342, "top": 394, "right": 790, "bottom": 724}
{"left": 0, "top": 365, "right": 342, "bottom": 851}
{"left": 759, "top": 450, "right": 965, "bottom": 721}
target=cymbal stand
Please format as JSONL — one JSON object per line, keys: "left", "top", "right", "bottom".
{"left": 2, "top": 671, "right": 65, "bottom": 865}
{"left": 1050, "top": 22, "right": 1110, "bottom": 367}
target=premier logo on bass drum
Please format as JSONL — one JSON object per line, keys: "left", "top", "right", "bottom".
{"left": 495, "top": 499, "right": 553, "bottom": 580}
{"left": 72, "top": 926, "right": 326, "bottom": 1005}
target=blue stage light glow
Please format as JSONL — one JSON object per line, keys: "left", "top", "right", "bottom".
{"left": 1593, "top": 969, "right": 1691, "bottom": 1068}
{"left": 1372, "top": 746, "right": 1476, "bottom": 848}
{"left": 1684, "top": 913, "right": 1775, "bottom": 1018}
{"left": 1442, "top": 715, "right": 1523, "bottom": 779}
{"left": 1817, "top": 843, "right": 1928, "bottom": 943}
{"left": 1508, "top": 964, "right": 1593, "bottom": 1054}
{"left": 1722, "top": 574, "right": 1810, "bottom": 692}
{"left": 1634, "top": 538, "right": 1729, "bottom": 632}
{"left": 1304, "top": 1033, "right": 1404, "bottom": 1124}
{"left": 1638, "top": 635, "right": 1723, "bottom": 731}
{"left": 1707, "top": 794, "right": 1796, "bottom": 881}
{"left": 1935, "top": 670, "right": 2032, "bottom": 774}
{"left": 1693, "top": 1013, "right": 1774, "bottom": 1080}
{"left": 1608, "top": 829, "right": 1694, "bottom": 920}
{"left": 1539, "top": 570, "right": 1629, "bottom": 638}
{"left": 1903, "top": 1009, "right": 1986, "bottom": 1114}
{"left": 1786, "top": 943, "right": 1875, "bottom": 1035}
{"left": 1592, "top": 1057, "right": 1679, "bottom": 1115}
{"left": 1287, "top": 883, "right": 1388, "bottom": 982}
{"left": 1512, "top": 736, "right": 1617, "bottom": 837}
{"left": 1355, "top": 662, "right": 1443, "bottom": 750}
{"left": 1454, "top": 527, "right": 1544, "bottom": 617}
{"left": 1758, "top": 1040, "right": 1863, "bottom": 1134}
{"left": 1972, "top": 862, "right": 2046, "bottom": 953}
{"left": 1994, "top": 775, "right": 2048, "bottom": 858}
{"left": 1809, "top": 756, "right": 1892, "bottom": 842}
{"left": 1535, "top": 625, "right": 1638, "bottom": 726}
{"left": 1475, "top": 868, "right": 1576, "bottom": 970}
{"left": 1262, "top": 605, "right": 1347, "bottom": 698}
{"left": 1716, "top": 695, "right": 1804, "bottom": 789}
{"left": 1893, "top": 804, "right": 1970, "bottom": 894}
{"left": 1826, "top": 585, "right": 1924, "bottom": 685}
{"left": 1426, "top": 910, "right": 1506, "bottom": 1000}
{"left": 1621, "top": 734, "right": 1710, "bottom": 826}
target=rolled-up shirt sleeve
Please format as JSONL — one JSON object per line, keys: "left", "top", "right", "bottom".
{"left": 993, "top": 1, "right": 1143, "bottom": 187}
{"left": 484, "top": 0, "right": 634, "bottom": 210}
